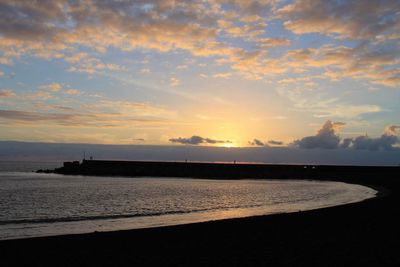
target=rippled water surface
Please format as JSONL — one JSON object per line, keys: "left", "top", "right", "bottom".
{"left": 0, "top": 171, "right": 376, "bottom": 240}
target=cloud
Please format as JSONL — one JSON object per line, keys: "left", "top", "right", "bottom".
{"left": 0, "top": 108, "right": 169, "bottom": 128}
{"left": 67, "top": 57, "right": 124, "bottom": 75}
{"left": 268, "top": 140, "right": 284, "bottom": 146}
{"left": 33, "top": 103, "right": 74, "bottom": 112}
{"left": 0, "top": 1, "right": 226, "bottom": 63}
{"left": 385, "top": 125, "right": 400, "bottom": 135}
{"left": 276, "top": 84, "right": 383, "bottom": 119}
{"left": 0, "top": 89, "right": 16, "bottom": 98}
{"left": 0, "top": 96, "right": 176, "bottom": 128}
{"left": 313, "top": 105, "right": 382, "bottom": 119}
{"left": 0, "top": 109, "right": 74, "bottom": 122}
{"left": 217, "top": 18, "right": 266, "bottom": 39}
{"left": 170, "top": 77, "right": 181, "bottom": 87}
{"left": 351, "top": 134, "right": 398, "bottom": 151}
{"left": 273, "top": 1, "right": 400, "bottom": 87}
{"left": 372, "top": 76, "right": 400, "bottom": 87}
{"left": 0, "top": 0, "right": 283, "bottom": 81}
{"left": 220, "top": 0, "right": 277, "bottom": 15}
{"left": 294, "top": 121, "right": 400, "bottom": 151}
{"left": 257, "top": 38, "right": 291, "bottom": 48}
{"left": 140, "top": 68, "right": 151, "bottom": 74}
{"left": 277, "top": 0, "right": 400, "bottom": 40}
{"left": 41, "top": 83, "right": 62, "bottom": 92}
{"left": 64, "top": 89, "right": 81, "bottom": 95}
{"left": 177, "top": 65, "right": 188, "bottom": 70}
{"left": 229, "top": 50, "right": 288, "bottom": 80}
{"left": 248, "top": 138, "right": 284, "bottom": 146}
{"left": 0, "top": 0, "right": 398, "bottom": 86}
{"left": 83, "top": 100, "right": 177, "bottom": 119}
{"left": 2, "top": 86, "right": 177, "bottom": 125}
{"left": 169, "top": 135, "right": 231, "bottom": 145}
{"left": 349, "top": 125, "right": 400, "bottom": 151}
{"left": 213, "top": 72, "right": 232, "bottom": 79}
{"left": 340, "top": 138, "right": 353, "bottom": 149}
{"left": 284, "top": 45, "right": 400, "bottom": 87}
{"left": 2, "top": 141, "right": 400, "bottom": 165}
{"left": 0, "top": 57, "right": 12, "bottom": 65}
{"left": 248, "top": 138, "right": 266, "bottom": 146}
{"left": 64, "top": 52, "right": 89, "bottom": 64}
{"left": 293, "top": 120, "right": 346, "bottom": 149}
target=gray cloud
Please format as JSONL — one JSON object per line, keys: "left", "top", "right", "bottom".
{"left": 0, "top": 109, "right": 75, "bottom": 122}
{"left": 169, "top": 135, "right": 231, "bottom": 145}
{"left": 277, "top": 0, "right": 400, "bottom": 40}
{"left": 249, "top": 139, "right": 285, "bottom": 147}
{"left": 295, "top": 121, "right": 400, "bottom": 151}
{"left": 294, "top": 120, "right": 346, "bottom": 149}
{"left": 248, "top": 138, "right": 265, "bottom": 146}
{"left": 0, "top": 1, "right": 66, "bottom": 40}
{"left": 222, "top": 0, "right": 276, "bottom": 15}
{"left": 0, "top": 109, "right": 165, "bottom": 127}
{"left": 351, "top": 134, "right": 398, "bottom": 151}
{"left": 340, "top": 137, "right": 353, "bottom": 149}
{"left": 268, "top": 140, "right": 284, "bottom": 146}
{"left": 349, "top": 125, "right": 400, "bottom": 151}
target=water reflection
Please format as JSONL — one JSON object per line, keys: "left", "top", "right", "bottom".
{"left": 0, "top": 173, "right": 376, "bottom": 240}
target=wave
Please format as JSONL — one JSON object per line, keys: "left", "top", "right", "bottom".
{"left": 0, "top": 203, "right": 265, "bottom": 226}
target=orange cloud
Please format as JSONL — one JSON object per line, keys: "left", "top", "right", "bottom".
{"left": 0, "top": 0, "right": 398, "bottom": 87}
{"left": 257, "top": 38, "right": 291, "bottom": 48}
{"left": 0, "top": 89, "right": 16, "bottom": 98}
{"left": 41, "top": 83, "right": 62, "bottom": 92}
{"left": 277, "top": 0, "right": 400, "bottom": 40}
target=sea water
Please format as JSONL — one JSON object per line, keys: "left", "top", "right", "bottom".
{"left": 0, "top": 162, "right": 377, "bottom": 240}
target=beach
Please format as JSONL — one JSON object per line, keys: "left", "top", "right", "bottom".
{"left": 1, "top": 168, "right": 399, "bottom": 266}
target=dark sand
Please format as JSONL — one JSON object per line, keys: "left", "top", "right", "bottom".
{"left": 1, "top": 170, "right": 400, "bottom": 266}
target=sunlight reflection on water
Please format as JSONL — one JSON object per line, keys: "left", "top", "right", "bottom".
{"left": 0, "top": 172, "right": 376, "bottom": 240}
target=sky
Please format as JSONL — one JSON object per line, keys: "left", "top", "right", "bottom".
{"left": 0, "top": 0, "right": 399, "bottom": 159}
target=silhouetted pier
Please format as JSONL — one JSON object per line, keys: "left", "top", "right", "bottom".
{"left": 47, "top": 160, "right": 399, "bottom": 186}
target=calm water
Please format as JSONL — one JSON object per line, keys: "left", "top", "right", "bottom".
{"left": 0, "top": 162, "right": 377, "bottom": 240}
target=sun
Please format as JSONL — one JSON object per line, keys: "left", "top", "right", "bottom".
{"left": 221, "top": 143, "right": 237, "bottom": 148}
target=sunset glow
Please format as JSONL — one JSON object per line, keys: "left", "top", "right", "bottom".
{"left": 0, "top": 0, "right": 399, "bottom": 151}
{"left": 221, "top": 143, "right": 237, "bottom": 148}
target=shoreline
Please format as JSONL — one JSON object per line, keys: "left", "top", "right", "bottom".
{"left": 0, "top": 180, "right": 378, "bottom": 242}
{"left": 2, "top": 187, "right": 398, "bottom": 266}
{"left": 3, "top": 163, "right": 400, "bottom": 266}
{"left": 1, "top": 188, "right": 382, "bottom": 241}
{"left": 0, "top": 177, "right": 377, "bottom": 241}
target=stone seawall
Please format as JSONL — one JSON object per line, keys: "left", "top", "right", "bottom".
{"left": 51, "top": 159, "right": 399, "bottom": 186}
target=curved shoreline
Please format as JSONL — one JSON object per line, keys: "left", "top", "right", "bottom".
{"left": 0, "top": 178, "right": 376, "bottom": 240}
{"left": 1, "top": 185, "right": 396, "bottom": 267}
{"left": 2, "top": 181, "right": 383, "bottom": 239}
{"left": 3, "top": 164, "right": 400, "bottom": 266}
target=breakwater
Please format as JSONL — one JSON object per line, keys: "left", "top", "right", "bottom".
{"left": 45, "top": 160, "right": 399, "bottom": 185}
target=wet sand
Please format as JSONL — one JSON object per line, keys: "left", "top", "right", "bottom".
{"left": 1, "top": 170, "right": 400, "bottom": 266}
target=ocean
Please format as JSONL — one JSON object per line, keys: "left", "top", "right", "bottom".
{"left": 0, "top": 161, "right": 377, "bottom": 240}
